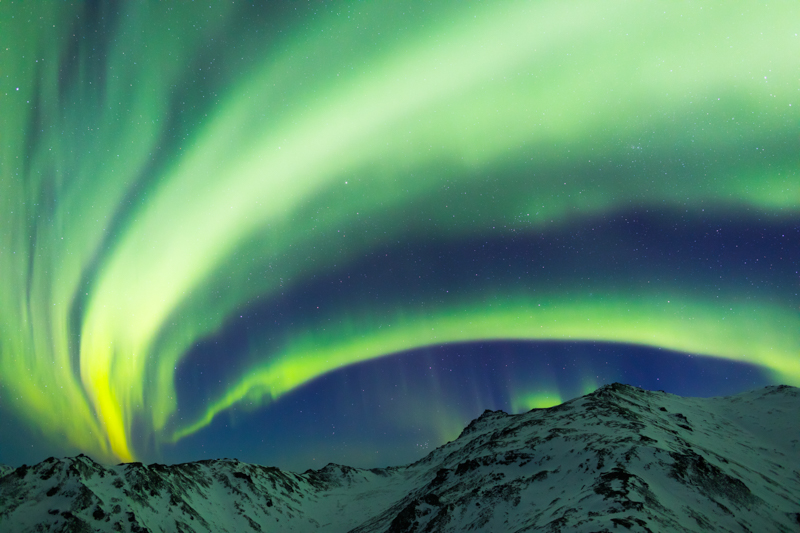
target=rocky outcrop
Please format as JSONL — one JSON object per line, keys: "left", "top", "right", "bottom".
{"left": 1, "top": 384, "right": 798, "bottom": 532}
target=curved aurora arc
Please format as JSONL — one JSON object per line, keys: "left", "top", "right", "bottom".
{"left": 0, "top": 1, "right": 797, "bottom": 464}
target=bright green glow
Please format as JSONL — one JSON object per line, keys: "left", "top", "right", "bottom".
{"left": 1, "top": 1, "right": 798, "bottom": 462}
{"left": 512, "top": 391, "right": 563, "bottom": 413}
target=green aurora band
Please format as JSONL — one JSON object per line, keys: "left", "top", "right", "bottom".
{"left": 1, "top": 1, "right": 798, "bottom": 462}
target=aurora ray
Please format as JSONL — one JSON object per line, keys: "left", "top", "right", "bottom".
{"left": 0, "top": 0, "right": 797, "bottom": 466}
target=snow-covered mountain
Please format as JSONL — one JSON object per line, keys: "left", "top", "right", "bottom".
{"left": 1, "top": 383, "right": 798, "bottom": 532}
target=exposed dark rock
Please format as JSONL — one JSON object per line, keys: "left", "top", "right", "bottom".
{"left": 0, "top": 384, "right": 797, "bottom": 532}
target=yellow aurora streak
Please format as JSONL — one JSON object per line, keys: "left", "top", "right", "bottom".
{"left": 0, "top": 1, "right": 797, "bottom": 462}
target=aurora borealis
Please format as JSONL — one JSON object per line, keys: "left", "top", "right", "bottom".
{"left": 0, "top": 1, "right": 797, "bottom": 470}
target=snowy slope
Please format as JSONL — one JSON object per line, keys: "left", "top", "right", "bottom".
{"left": 0, "top": 465, "right": 12, "bottom": 479}
{"left": 0, "top": 384, "right": 798, "bottom": 532}
{"left": 353, "top": 383, "right": 800, "bottom": 532}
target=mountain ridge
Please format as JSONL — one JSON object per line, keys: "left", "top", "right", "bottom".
{"left": 1, "top": 383, "right": 798, "bottom": 532}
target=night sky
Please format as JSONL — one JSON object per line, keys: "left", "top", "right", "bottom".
{"left": 0, "top": 1, "right": 797, "bottom": 472}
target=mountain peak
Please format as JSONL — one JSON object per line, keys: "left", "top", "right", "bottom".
{"left": 590, "top": 381, "right": 650, "bottom": 396}
{"left": 1, "top": 384, "right": 798, "bottom": 532}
